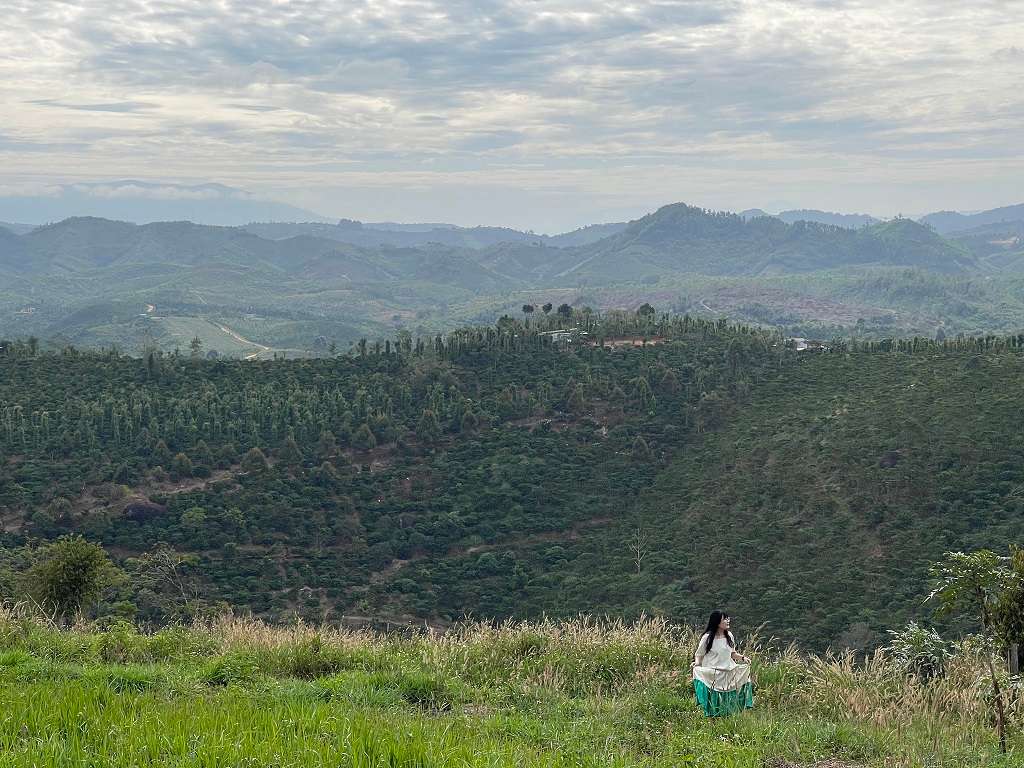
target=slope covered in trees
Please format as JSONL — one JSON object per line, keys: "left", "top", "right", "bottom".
{"left": 2, "top": 314, "right": 1023, "bottom": 650}
{"left": 0, "top": 203, "right": 1007, "bottom": 356}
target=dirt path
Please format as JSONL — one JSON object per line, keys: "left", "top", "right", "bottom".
{"left": 212, "top": 322, "right": 272, "bottom": 360}
{"left": 371, "top": 516, "right": 615, "bottom": 583}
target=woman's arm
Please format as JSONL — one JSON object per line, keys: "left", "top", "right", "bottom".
{"left": 693, "top": 634, "right": 708, "bottom": 666}
{"left": 728, "top": 633, "right": 750, "bottom": 663}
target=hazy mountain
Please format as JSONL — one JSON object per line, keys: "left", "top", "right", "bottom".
{"left": 0, "top": 181, "right": 330, "bottom": 226}
{"left": 738, "top": 209, "right": 879, "bottom": 228}
{"left": 537, "top": 204, "right": 975, "bottom": 281}
{"left": 0, "top": 221, "right": 36, "bottom": 235}
{"left": 0, "top": 203, "right": 1003, "bottom": 357}
{"left": 10, "top": 217, "right": 514, "bottom": 291}
{"left": 243, "top": 219, "right": 628, "bottom": 250}
{"left": 919, "top": 203, "right": 1024, "bottom": 235}
{"left": 777, "top": 209, "right": 880, "bottom": 228}
{"left": 1, "top": 205, "right": 979, "bottom": 287}
{"left": 547, "top": 221, "right": 628, "bottom": 246}
{"left": 243, "top": 221, "right": 542, "bottom": 249}
{"left": 0, "top": 225, "right": 35, "bottom": 274}
{"left": 950, "top": 219, "right": 1024, "bottom": 272}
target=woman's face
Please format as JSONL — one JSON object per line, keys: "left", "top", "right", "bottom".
{"left": 719, "top": 615, "right": 731, "bottom": 631}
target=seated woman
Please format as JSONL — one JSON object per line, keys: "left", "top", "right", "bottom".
{"left": 692, "top": 610, "right": 754, "bottom": 717}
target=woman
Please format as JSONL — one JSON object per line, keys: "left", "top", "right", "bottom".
{"left": 692, "top": 610, "right": 754, "bottom": 716}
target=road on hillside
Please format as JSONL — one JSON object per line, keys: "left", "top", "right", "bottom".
{"left": 213, "top": 322, "right": 272, "bottom": 360}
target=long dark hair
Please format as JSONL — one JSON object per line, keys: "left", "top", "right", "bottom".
{"left": 703, "top": 610, "right": 734, "bottom": 653}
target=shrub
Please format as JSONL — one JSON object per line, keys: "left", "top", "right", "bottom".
{"left": 884, "top": 621, "right": 951, "bottom": 680}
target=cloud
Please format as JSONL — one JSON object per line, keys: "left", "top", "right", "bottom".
{"left": 71, "top": 183, "right": 233, "bottom": 200}
{"left": 27, "top": 99, "right": 154, "bottom": 113}
{"left": 0, "top": 0, "right": 1021, "bottom": 230}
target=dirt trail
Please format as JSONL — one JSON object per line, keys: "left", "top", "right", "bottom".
{"left": 212, "top": 322, "right": 272, "bottom": 360}
{"left": 371, "top": 516, "right": 615, "bottom": 583}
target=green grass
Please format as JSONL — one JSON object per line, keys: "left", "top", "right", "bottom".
{"left": 0, "top": 613, "right": 1019, "bottom": 767}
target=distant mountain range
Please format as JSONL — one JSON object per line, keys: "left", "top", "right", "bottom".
{"left": 740, "top": 209, "right": 881, "bottom": 228}
{"left": 0, "top": 181, "right": 330, "bottom": 227}
{"left": 0, "top": 204, "right": 977, "bottom": 282}
{"left": 1, "top": 200, "right": 1023, "bottom": 356}
{"left": 242, "top": 219, "right": 629, "bottom": 250}
{"left": 0, "top": 221, "right": 36, "bottom": 235}
{"left": 918, "top": 204, "right": 1024, "bottom": 235}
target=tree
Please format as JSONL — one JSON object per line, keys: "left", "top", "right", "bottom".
{"left": 316, "top": 430, "right": 337, "bottom": 461}
{"left": 459, "top": 410, "right": 479, "bottom": 434}
{"left": 631, "top": 435, "right": 653, "bottom": 462}
{"left": 557, "top": 303, "right": 573, "bottom": 320}
{"left": 180, "top": 506, "right": 207, "bottom": 533}
{"left": 279, "top": 433, "right": 303, "bottom": 466}
{"left": 522, "top": 304, "right": 535, "bottom": 315}
{"left": 314, "top": 461, "right": 341, "bottom": 487}
{"left": 193, "top": 439, "right": 214, "bottom": 469}
{"left": 637, "top": 303, "right": 655, "bottom": 317}
{"left": 241, "top": 447, "right": 269, "bottom": 473}
{"left": 153, "top": 439, "right": 172, "bottom": 467}
{"left": 542, "top": 303, "right": 553, "bottom": 315}
{"left": 417, "top": 409, "right": 442, "bottom": 445}
{"left": 127, "top": 543, "right": 201, "bottom": 621}
{"left": 189, "top": 336, "right": 203, "bottom": 358}
{"left": 352, "top": 423, "right": 377, "bottom": 451}
{"left": 994, "top": 545, "right": 1024, "bottom": 675}
{"left": 171, "top": 452, "right": 193, "bottom": 480}
{"left": 929, "top": 550, "right": 1013, "bottom": 753}
{"left": 216, "top": 443, "right": 238, "bottom": 468}
{"left": 26, "top": 536, "right": 119, "bottom": 620}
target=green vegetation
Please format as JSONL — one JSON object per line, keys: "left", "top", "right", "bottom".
{"left": 0, "top": 609, "right": 1018, "bottom": 767}
{"left": 3, "top": 204, "right": 1023, "bottom": 355}
{"left": 3, "top": 311, "right": 1024, "bottom": 651}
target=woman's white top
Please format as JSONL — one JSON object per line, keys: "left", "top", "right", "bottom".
{"left": 692, "top": 632, "right": 751, "bottom": 692}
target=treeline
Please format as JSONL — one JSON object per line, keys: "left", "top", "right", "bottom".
{"left": 2, "top": 312, "right": 1024, "bottom": 646}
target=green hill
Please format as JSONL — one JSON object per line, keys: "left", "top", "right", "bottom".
{"left": 557, "top": 206, "right": 976, "bottom": 281}
{"left": 0, "top": 205, "right": 1005, "bottom": 357}
{"left": 2, "top": 314, "right": 1023, "bottom": 652}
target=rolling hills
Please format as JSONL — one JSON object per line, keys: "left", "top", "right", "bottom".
{"left": 0, "top": 202, "right": 1021, "bottom": 356}
{"left": 2, "top": 314, "right": 1023, "bottom": 652}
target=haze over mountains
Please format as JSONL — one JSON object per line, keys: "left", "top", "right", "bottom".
{"left": 2, "top": 199, "right": 1024, "bottom": 357}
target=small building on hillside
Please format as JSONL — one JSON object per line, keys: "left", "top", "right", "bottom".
{"left": 539, "top": 328, "right": 589, "bottom": 345}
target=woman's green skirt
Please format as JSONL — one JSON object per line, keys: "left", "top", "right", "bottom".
{"left": 694, "top": 679, "right": 754, "bottom": 717}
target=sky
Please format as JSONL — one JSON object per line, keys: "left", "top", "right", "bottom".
{"left": 1, "top": 0, "right": 1022, "bottom": 232}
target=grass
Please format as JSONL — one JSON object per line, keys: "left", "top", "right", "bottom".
{"left": 0, "top": 610, "right": 1019, "bottom": 767}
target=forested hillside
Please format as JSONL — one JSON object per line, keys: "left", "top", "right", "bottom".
{"left": 3, "top": 313, "right": 1023, "bottom": 649}
{"left": 2, "top": 203, "right": 1017, "bottom": 356}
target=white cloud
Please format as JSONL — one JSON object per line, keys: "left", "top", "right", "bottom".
{"left": 0, "top": 0, "right": 1021, "bottom": 230}
{"left": 71, "top": 183, "right": 231, "bottom": 200}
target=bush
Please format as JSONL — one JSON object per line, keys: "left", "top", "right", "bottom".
{"left": 198, "top": 652, "right": 262, "bottom": 687}
{"left": 885, "top": 621, "right": 951, "bottom": 680}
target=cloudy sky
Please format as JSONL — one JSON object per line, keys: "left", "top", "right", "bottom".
{"left": 1, "top": 0, "right": 1022, "bottom": 231}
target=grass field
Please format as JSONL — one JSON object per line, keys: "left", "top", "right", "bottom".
{"left": 0, "top": 611, "right": 1018, "bottom": 767}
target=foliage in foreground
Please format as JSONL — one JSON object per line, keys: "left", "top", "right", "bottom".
{"left": 0, "top": 610, "right": 1020, "bottom": 767}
